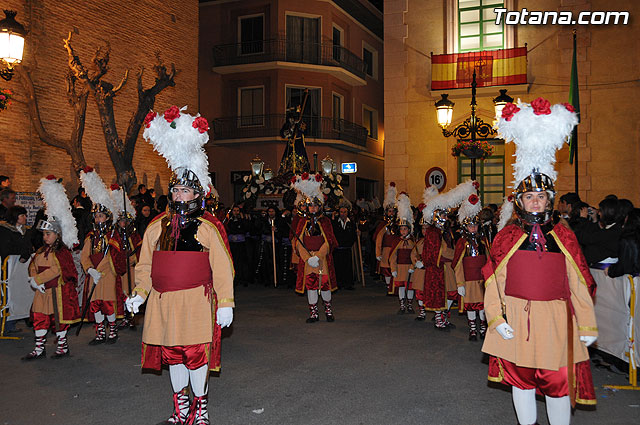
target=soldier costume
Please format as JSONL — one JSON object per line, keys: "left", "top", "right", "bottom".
{"left": 126, "top": 106, "right": 235, "bottom": 425}
{"left": 482, "top": 98, "right": 597, "bottom": 425}
{"left": 23, "top": 175, "right": 80, "bottom": 360}
{"left": 374, "top": 182, "right": 399, "bottom": 294}
{"left": 389, "top": 192, "right": 416, "bottom": 314}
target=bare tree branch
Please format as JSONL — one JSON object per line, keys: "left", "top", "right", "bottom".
{"left": 112, "top": 69, "right": 129, "bottom": 95}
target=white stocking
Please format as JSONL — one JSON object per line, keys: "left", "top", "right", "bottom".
{"left": 545, "top": 395, "right": 570, "bottom": 425}
{"left": 56, "top": 330, "right": 67, "bottom": 339}
{"left": 169, "top": 363, "right": 189, "bottom": 393}
{"left": 398, "top": 287, "right": 406, "bottom": 300}
{"left": 35, "top": 329, "right": 47, "bottom": 337}
{"left": 94, "top": 311, "right": 105, "bottom": 323}
{"left": 512, "top": 387, "right": 537, "bottom": 425}
{"left": 307, "top": 290, "right": 318, "bottom": 305}
{"left": 446, "top": 299, "right": 454, "bottom": 310}
{"left": 384, "top": 276, "right": 391, "bottom": 286}
{"left": 467, "top": 311, "right": 477, "bottom": 320}
{"left": 418, "top": 300, "right": 423, "bottom": 306}
{"left": 320, "top": 290, "right": 331, "bottom": 302}
{"left": 106, "top": 313, "right": 116, "bottom": 323}
{"left": 407, "top": 290, "right": 414, "bottom": 300}
{"left": 189, "top": 364, "right": 209, "bottom": 397}
{"left": 479, "top": 309, "right": 486, "bottom": 321}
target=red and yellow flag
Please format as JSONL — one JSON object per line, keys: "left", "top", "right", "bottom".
{"left": 431, "top": 47, "right": 527, "bottom": 90}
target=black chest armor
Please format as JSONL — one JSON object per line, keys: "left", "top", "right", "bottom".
{"left": 464, "top": 233, "right": 486, "bottom": 257}
{"left": 159, "top": 213, "right": 204, "bottom": 252}
{"left": 517, "top": 221, "right": 561, "bottom": 253}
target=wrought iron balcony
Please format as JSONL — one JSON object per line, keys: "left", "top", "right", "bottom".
{"left": 212, "top": 38, "right": 367, "bottom": 80}
{"left": 212, "top": 114, "right": 369, "bottom": 148}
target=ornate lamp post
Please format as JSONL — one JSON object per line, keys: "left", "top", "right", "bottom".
{"left": 435, "top": 69, "right": 511, "bottom": 181}
{"left": 321, "top": 155, "right": 335, "bottom": 176}
{"left": 263, "top": 167, "right": 274, "bottom": 181}
{"left": 0, "top": 10, "right": 26, "bottom": 81}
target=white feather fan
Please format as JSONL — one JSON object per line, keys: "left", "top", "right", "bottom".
{"left": 423, "top": 180, "right": 476, "bottom": 224}
{"left": 497, "top": 196, "right": 515, "bottom": 231}
{"left": 110, "top": 185, "right": 136, "bottom": 219}
{"left": 79, "top": 167, "right": 117, "bottom": 217}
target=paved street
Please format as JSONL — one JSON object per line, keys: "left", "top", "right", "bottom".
{"left": 1, "top": 280, "right": 639, "bottom": 425}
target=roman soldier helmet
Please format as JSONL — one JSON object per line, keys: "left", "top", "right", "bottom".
{"left": 496, "top": 98, "right": 578, "bottom": 224}
{"left": 79, "top": 166, "right": 117, "bottom": 233}
{"left": 423, "top": 180, "right": 478, "bottom": 230}
{"left": 396, "top": 192, "right": 414, "bottom": 232}
{"left": 419, "top": 186, "right": 439, "bottom": 225}
{"left": 36, "top": 175, "right": 79, "bottom": 249}
{"left": 290, "top": 172, "right": 324, "bottom": 215}
{"left": 458, "top": 182, "right": 482, "bottom": 227}
{"left": 143, "top": 105, "right": 214, "bottom": 216}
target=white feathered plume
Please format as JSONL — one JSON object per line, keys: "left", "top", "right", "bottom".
{"left": 79, "top": 167, "right": 117, "bottom": 217}
{"left": 458, "top": 190, "right": 482, "bottom": 225}
{"left": 396, "top": 192, "right": 414, "bottom": 228}
{"left": 291, "top": 173, "right": 324, "bottom": 204}
{"left": 143, "top": 105, "right": 213, "bottom": 194}
{"left": 423, "top": 180, "right": 478, "bottom": 224}
{"left": 38, "top": 176, "right": 78, "bottom": 248}
{"left": 497, "top": 99, "right": 578, "bottom": 185}
{"left": 383, "top": 182, "right": 397, "bottom": 209}
{"left": 422, "top": 186, "right": 439, "bottom": 206}
{"left": 497, "top": 196, "right": 515, "bottom": 231}
{"left": 109, "top": 184, "right": 136, "bottom": 219}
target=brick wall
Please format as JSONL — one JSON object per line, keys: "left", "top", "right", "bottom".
{"left": 0, "top": 0, "right": 199, "bottom": 196}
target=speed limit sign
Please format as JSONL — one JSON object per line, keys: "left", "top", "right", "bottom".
{"left": 425, "top": 167, "right": 447, "bottom": 192}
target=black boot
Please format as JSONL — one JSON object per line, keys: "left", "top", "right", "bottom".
{"left": 397, "top": 298, "right": 406, "bottom": 315}
{"left": 479, "top": 318, "right": 487, "bottom": 339}
{"left": 89, "top": 322, "right": 106, "bottom": 345}
{"left": 324, "top": 300, "right": 335, "bottom": 322}
{"left": 52, "top": 333, "right": 70, "bottom": 358}
{"left": 106, "top": 321, "right": 118, "bottom": 344}
{"left": 22, "top": 335, "right": 46, "bottom": 360}
{"left": 306, "top": 304, "right": 319, "bottom": 323}
{"left": 415, "top": 305, "right": 426, "bottom": 321}
{"left": 468, "top": 319, "right": 478, "bottom": 341}
{"left": 406, "top": 298, "right": 415, "bottom": 314}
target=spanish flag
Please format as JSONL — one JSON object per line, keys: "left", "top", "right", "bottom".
{"left": 431, "top": 47, "right": 527, "bottom": 90}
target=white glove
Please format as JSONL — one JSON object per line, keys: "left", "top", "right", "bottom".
{"left": 125, "top": 294, "right": 145, "bottom": 314}
{"left": 216, "top": 307, "right": 233, "bottom": 328}
{"left": 391, "top": 271, "right": 398, "bottom": 278}
{"left": 408, "top": 268, "right": 414, "bottom": 274}
{"left": 29, "top": 277, "right": 45, "bottom": 293}
{"left": 87, "top": 268, "right": 101, "bottom": 283}
{"left": 580, "top": 335, "right": 597, "bottom": 347}
{"left": 496, "top": 323, "right": 515, "bottom": 340}
{"left": 457, "top": 286, "right": 466, "bottom": 297}
{"left": 307, "top": 256, "right": 320, "bottom": 268}
{"left": 415, "top": 260, "right": 424, "bottom": 269}
{"left": 376, "top": 256, "right": 382, "bottom": 261}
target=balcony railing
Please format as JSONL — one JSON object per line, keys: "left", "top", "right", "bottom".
{"left": 212, "top": 114, "right": 369, "bottom": 147}
{"left": 213, "top": 38, "right": 367, "bottom": 80}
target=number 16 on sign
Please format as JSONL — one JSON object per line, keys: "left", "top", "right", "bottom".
{"left": 425, "top": 167, "right": 446, "bottom": 192}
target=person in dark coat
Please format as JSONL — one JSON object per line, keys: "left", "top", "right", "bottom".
{"left": 608, "top": 208, "right": 640, "bottom": 278}
{"left": 574, "top": 197, "right": 623, "bottom": 267}
{"left": 225, "top": 205, "right": 251, "bottom": 286}
{"left": 332, "top": 206, "right": 357, "bottom": 290}
{"left": 253, "top": 207, "right": 280, "bottom": 287}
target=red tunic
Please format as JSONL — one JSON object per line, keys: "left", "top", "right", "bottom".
{"left": 294, "top": 215, "right": 338, "bottom": 293}
{"left": 419, "top": 226, "right": 447, "bottom": 310}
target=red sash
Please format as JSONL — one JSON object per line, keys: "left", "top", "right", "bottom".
{"left": 151, "top": 251, "right": 212, "bottom": 294}
{"left": 37, "top": 266, "right": 58, "bottom": 289}
{"left": 89, "top": 253, "right": 103, "bottom": 268}
{"left": 304, "top": 235, "right": 324, "bottom": 251}
{"left": 382, "top": 232, "right": 395, "bottom": 248}
{"left": 505, "top": 251, "right": 568, "bottom": 301}
{"left": 463, "top": 255, "right": 486, "bottom": 281}
{"left": 397, "top": 249, "right": 412, "bottom": 264}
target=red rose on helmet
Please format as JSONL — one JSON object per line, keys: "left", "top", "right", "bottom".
{"left": 390, "top": 182, "right": 396, "bottom": 187}
{"left": 501, "top": 103, "right": 520, "bottom": 121}
{"left": 531, "top": 97, "right": 551, "bottom": 115}
{"left": 562, "top": 103, "right": 575, "bottom": 113}
{"left": 46, "top": 175, "right": 56, "bottom": 180}
{"left": 144, "top": 111, "right": 157, "bottom": 128}
{"left": 417, "top": 203, "right": 426, "bottom": 211}
{"left": 468, "top": 194, "right": 479, "bottom": 205}
{"left": 83, "top": 166, "right": 94, "bottom": 173}
{"left": 192, "top": 116, "right": 209, "bottom": 134}
{"left": 110, "top": 183, "right": 120, "bottom": 190}
{"left": 163, "top": 106, "right": 181, "bottom": 123}
{"left": 507, "top": 195, "right": 514, "bottom": 202}
{"left": 301, "top": 172, "right": 309, "bottom": 180}
{"left": 315, "top": 173, "right": 323, "bottom": 182}
{"left": 472, "top": 181, "right": 480, "bottom": 190}
{"left": 290, "top": 177, "right": 297, "bottom": 184}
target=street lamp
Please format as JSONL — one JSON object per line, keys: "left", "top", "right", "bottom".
{"left": 263, "top": 167, "right": 273, "bottom": 181}
{"left": 321, "top": 155, "right": 335, "bottom": 175}
{"left": 434, "top": 69, "right": 510, "bottom": 180}
{"left": 493, "top": 89, "right": 514, "bottom": 121}
{"left": 250, "top": 155, "right": 264, "bottom": 177}
{"left": 0, "top": 10, "right": 26, "bottom": 81}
